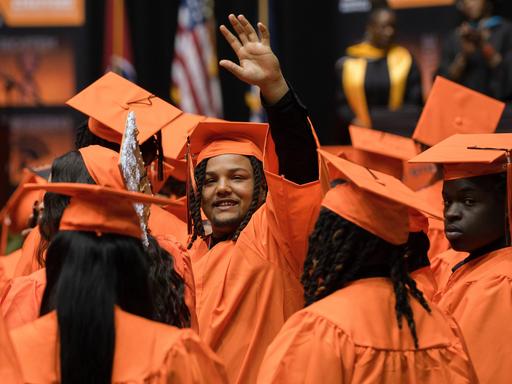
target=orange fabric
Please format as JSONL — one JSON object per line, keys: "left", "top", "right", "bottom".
{"left": 155, "top": 234, "right": 198, "bottom": 333}
{"left": 413, "top": 76, "right": 505, "bottom": 146}
{"left": 1, "top": 268, "right": 46, "bottom": 330}
{"left": 349, "top": 125, "right": 420, "bottom": 161}
{"left": 319, "top": 150, "right": 442, "bottom": 245}
{"left": 323, "top": 184, "right": 409, "bottom": 245}
{"left": 257, "top": 278, "right": 477, "bottom": 383}
{"left": 0, "top": 265, "right": 22, "bottom": 383}
{"left": 410, "top": 133, "right": 512, "bottom": 166}
{"left": 182, "top": 121, "right": 268, "bottom": 165}
{"left": 10, "top": 308, "right": 228, "bottom": 383}
{"left": 149, "top": 205, "right": 188, "bottom": 246}
{"left": 189, "top": 174, "right": 322, "bottom": 384}
{"left": 416, "top": 180, "right": 451, "bottom": 261}
{"left": 433, "top": 247, "right": 512, "bottom": 383}
{"left": 66, "top": 72, "right": 183, "bottom": 144}
{"left": 13, "top": 227, "right": 42, "bottom": 278}
{"left": 78, "top": 145, "right": 125, "bottom": 189}
{"left": 0, "top": 169, "right": 45, "bottom": 254}
{"left": 23, "top": 182, "right": 177, "bottom": 239}
{"left": 1, "top": 250, "right": 23, "bottom": 279}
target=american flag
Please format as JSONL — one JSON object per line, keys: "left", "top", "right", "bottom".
{"left": 171, "top": 0, "right": 223, "bottom": 117}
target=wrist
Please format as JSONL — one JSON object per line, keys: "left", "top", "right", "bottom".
{"left": 259, "top": 74, "right": 289, "bottom": 105}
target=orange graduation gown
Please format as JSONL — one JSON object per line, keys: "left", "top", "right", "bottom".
{"left": 149, "top": 204, "right": 189, "bottom": 247}
{"left": 1, "top": 268, "right": 46, "bottom": 329}
{"left": 0, "top": 264, "right": 22, "bottom": 383}
{"left": 0, "top": 250, "right": 23, "bottom": 279}
{"left": 257, "top": 278, "right": 477, "bottom": 384}
{"left": 1, "top": 238, "right": 198, "bottom": 332}
{"left": 433, "top": 247, "right": 512, "bottom": 383}
{"left": 189, "top": 173, "right": 322, "bottom": 384}
{"left": 416, "top": 180, "right": 451, "bottom": 260}
{"left": 10, "top": 308, "right": 228, "bottom": 383}
{"left": 12, "top": 227, "right": 42, "bottom": 278}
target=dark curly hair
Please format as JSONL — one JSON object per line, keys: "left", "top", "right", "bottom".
{"left": 146, "top": 236, "right": 190, "bottom": 327}
{"left": 187, "top": 155, "right": 267, "bottom": 248}
{"left": 302, "top": 208, "right": 431, "bottom": 348}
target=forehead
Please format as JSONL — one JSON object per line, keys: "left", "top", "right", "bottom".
{"left": 205, "top": 154, "right": 253, "bottom": 173}
{"left": 442, "top": 175, "right": 499, "bottom": 196}
{"left": 372, "top": 10, "right": 395, "bottom": 25}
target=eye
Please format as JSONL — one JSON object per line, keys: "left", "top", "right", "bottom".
{"left": 204, "top": 178, "right": 216, "bottom": 185}
{"left": 463, "top": 198, "right": 475, "bottom": 206}
{"left": 232, "top": 174, "right": 247, "bottom": 181}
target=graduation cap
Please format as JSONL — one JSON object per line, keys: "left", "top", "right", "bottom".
{"left": 0, "top": 169, "right": 47, "bottom": 254}
{"left": 181, "top": 120, "right": 269, "bottom": 165}
{"left": 410, "top": 133, "right": 512, "bottom": 239}
{"left": 23, "top": 182, "right": 176, "bottom": 240}
{"left": 319, "top": 149, "right": 441, "bottom": 245}
{"left": 412, "top": 76, "right": 505, "bottom": 147}
{"left": 348, "top": 125, "right": 436, "bottom": 190}
{"left": 66, "top": 71, "right": 183, "bottom": 145}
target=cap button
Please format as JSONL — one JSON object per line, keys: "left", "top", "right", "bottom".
{"left": 454, "top": 116, "right": 463, "bottom": 126}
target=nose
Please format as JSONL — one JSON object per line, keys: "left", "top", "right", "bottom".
{"left": 215, "top": 177, "right": 232, "bottom": 196}
{"left": 444, "top": 202, "right": 462, "bottom": 223}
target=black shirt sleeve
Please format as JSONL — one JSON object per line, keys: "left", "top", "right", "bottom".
{"left": 262, "top": 84, "right": 319, "bottom": 185}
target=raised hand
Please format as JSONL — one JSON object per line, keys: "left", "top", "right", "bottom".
{"left": 219, "top": 14, "right": 288, "bottom": 104}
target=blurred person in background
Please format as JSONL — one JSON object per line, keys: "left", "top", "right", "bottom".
{"left": 335, "top": 4, "right": 423, "bottom": 132}
{"left": 437, "top": 0, "right": 512, "bottom": 100}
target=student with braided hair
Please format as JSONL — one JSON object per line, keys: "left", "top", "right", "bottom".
{"left": 183, "top": 14, "right": 322, "bottom": 384}
{"left": 257, "top": 151, "right": 477, "bottom": 383}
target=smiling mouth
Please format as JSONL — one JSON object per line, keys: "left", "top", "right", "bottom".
{"left": 213, "top": 200, "right": 238, "bottom": 210}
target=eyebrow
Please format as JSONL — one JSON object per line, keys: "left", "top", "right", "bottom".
{"left": 205, "top": 168, "right": 250, "bottom": 175}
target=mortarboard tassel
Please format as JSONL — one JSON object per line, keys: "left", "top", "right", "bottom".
{"left": 156, "top": 130, "right": 164, "bottom": 181}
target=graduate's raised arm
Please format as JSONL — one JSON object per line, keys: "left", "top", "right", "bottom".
{"left": 219, "top": 14, "right": 318, "bottom": 185}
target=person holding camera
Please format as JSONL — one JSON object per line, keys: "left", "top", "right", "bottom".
{"left": 437, "top": 0, "right": 512, "bottom": 100}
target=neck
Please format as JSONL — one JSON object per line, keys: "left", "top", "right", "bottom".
{"left": 470, "top": 236, "right": 508, "bottom": 259}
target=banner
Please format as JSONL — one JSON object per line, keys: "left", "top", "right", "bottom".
{"left": 0, "top": 0, "right": 84, "bottom": 27}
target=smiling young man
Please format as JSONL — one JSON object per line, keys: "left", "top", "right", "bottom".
{"left": 182, "top": 14, "right": 322, "bottom": 384}
{"left": 410, "top": 133, "right": 512, "bottom": 383}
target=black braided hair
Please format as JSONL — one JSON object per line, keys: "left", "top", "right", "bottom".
{"left": 187, "top": 155, "right": 267, "bottom": 248}
{"left": 390, "top": 237, "right": 431, "bottom": 349}
{"left": 302, "top": 208, "right": 431, "bottom": 348}
{"left": 146, "top": 236, "right": 190, "bottom": 328}
{"left": 187, "top": 160, "right": 207, "bottom": 248}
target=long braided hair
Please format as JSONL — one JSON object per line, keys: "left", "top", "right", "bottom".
{"left": 187, "top": 155, "right": 266, "bottom": 248}
{"left": 302, "top": 208, "right": 431, "bottom": 348}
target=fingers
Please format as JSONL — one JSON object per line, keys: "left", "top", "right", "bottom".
{"left": 219, "top": 59, "right": 245, "bottom": 80}
{"left": 219, "top": 24, "right": 242, "bottom": 52}
{"left": 258, "top": 22, "right": 270, "bottom": 46}
{"left": 228, "top": 13, "right": 248, "bottom": 44}
{"left": 237, "top": 14, "right": 259, "bottom": 42}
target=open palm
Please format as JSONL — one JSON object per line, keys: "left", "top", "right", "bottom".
{"left": 219, "top": 14, "right": 282, "bottom": 89}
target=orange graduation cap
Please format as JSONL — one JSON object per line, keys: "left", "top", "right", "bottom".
{"left": 318, "top": 149, "right": 441, "bottom": 245}
{"left": 179, "top": 120, "right": 269, "bottom": 166}
{"left": 348, "top": 125, "right": 436, "bottom": 191}
{"left": 410, "top": 133, "right": 512, "bottom": 238}
{"left": 350, "top": 125, "right": 419, "bottom": 161}
{"left": 412, "top": 76, "right": 505, "bottom": 147}
{"left": 0, "top": 169, "right": 47, "bottom": 254}
{"left": 23, "top": 182, "right": 177, "bottom": 240}
{"left": 66, "top": 71, "right": 183, "bottom": 144}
